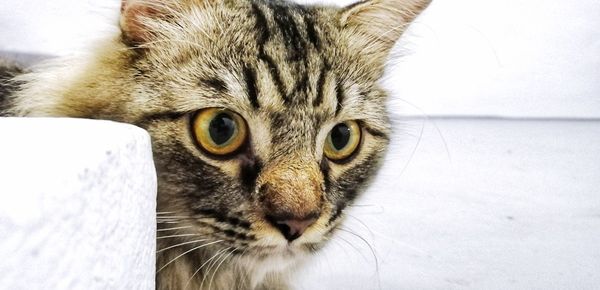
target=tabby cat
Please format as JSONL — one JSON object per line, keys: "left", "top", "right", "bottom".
{"left": 0, "top": 0, "right": 430, "bottom": 288}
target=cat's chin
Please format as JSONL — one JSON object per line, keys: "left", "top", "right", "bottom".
{"left": 235, "top": 244, "right": 314, "bottom": 288}
{"left": 274, "top": 242, "right": 320, "bottom": 256}
{"left": 247, "top": 242, "right": 315, "bottom": 258}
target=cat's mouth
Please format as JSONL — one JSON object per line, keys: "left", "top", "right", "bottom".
{"left": 242, "top": 219, "right": 335, "bottom": 259}
{"left": 245, "top": 241, "right": 322, "bottom": 259}
{"left": 246, "top": 210, "right": 336, "bottom": 253}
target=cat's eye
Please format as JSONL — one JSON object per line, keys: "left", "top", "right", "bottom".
{"left": 323, "top": 121, "right": 361, "bottom": 161}
{"left": 192, "top": 108, "right": 248, "bottom": 156}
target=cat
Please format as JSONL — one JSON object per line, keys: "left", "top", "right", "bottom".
{"left": 0, "top": 0, "right": 430, "bottom": 289}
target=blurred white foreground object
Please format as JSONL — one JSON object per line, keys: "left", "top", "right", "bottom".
{"left": 0, "top": 118, "right": 157, "bottom": 290}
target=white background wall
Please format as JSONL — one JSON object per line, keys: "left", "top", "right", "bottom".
{"left": 1, "top": 0, "right": 599, "bottom": 118}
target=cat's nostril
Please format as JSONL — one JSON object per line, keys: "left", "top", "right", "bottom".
{"left": 267, "top": 215, "right": 318, "bottom": 242}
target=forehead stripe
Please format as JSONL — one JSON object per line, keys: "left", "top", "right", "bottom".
{"left": 251, "top": 2, "right": 288, "bottom": 103}
{"left": 243, "top": 66, "right": 260, "bottom": 109}
{"left": 259, "top": 51, "right": 288, "bottom": 103}
{"left": 313, "top": 64, "right": 328, "bottom": 107}
{"left": 301, "top": 9, "right": 321, "bottom": 51}
{"left": 335, "top": 80, "right": 345, "bottom": 116}
{"left": 251, "top": 2, "right": 270, "bottom": 44}
{"left": 266, "top": 2, "right": 307, "bottom": 62}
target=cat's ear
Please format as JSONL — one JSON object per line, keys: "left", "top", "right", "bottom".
{"left": 340, "top": 0, "right": 431, "bottom": 63}
{"left": 119, "top": 0, "right": 180, "bottom": 45}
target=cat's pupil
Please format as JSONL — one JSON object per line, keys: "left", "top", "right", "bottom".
{"left": 331, "top": 123, "right": 351, "bottom": 150}
{"left": 209, "top": 113, "right": 236, "bottom": 145}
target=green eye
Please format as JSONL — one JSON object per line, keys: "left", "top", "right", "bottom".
{"left": 324, "top": 121, "right": 361, "bottom": 161}
{"left": 192, "top": 108, "right": 248, "bottom": 155}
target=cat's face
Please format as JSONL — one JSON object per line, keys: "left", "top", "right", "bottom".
{"left": 1, "top": 0, "right": 428, "bottom": 286}
{"left": 113, "top": 0, "right": 430, "bottom": 276}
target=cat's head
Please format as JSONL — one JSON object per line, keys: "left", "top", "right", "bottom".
{"left": 116, "top": 0, "right": 430, "bottom": 264}
{"left": 33, "top": 0, "right": 429, "bottom": 279}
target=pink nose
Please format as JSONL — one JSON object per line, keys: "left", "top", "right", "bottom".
{"left": 269, "top": 217, "right": 318, "bottom": 241}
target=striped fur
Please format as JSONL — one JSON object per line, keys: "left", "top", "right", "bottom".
{"left": 5, "top": 0, "right": 430, "bottom": 289}
{"left": 0, "top": 59, "right": 25, "bottom": 116}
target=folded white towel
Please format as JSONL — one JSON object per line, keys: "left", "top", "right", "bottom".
{"left": 0, "top": 117, "right": 156, "bottom": 290}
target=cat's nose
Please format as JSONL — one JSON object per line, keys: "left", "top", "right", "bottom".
{"left": 267, "top": 214, "right": 318, "bottom": 242}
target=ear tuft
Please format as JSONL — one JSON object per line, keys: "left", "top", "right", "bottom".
{"left": 120, "top": 0, "right": 176, "bottom": 45}
{"left": 340, "top": 0, "right": 431, "bottom": 63}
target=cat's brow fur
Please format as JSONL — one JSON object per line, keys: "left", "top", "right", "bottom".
{"left": 1, "top": 0, "right": 430, "bottom": 289}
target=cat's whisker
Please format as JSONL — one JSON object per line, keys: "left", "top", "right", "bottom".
{"left": 349, "top": 203, "right": 376, "bottom": 207}
{"left": 376, "top": 233, "right": 429, "bottom": 255}
{"left": 156, "top": 217, "right": 193, "bottom": 223}
{"left": 208, "top": 247, "right": 237, "bottom": 290}
{"left": 156, "top": 221, "right": 186, "bottom": 224}
{"left": 328, "top": 237, "right": 349, "bottom": 257}
{"left": 339, "top": 227, "right": 383, "bottom": 289}
{"left": 319, "top": 243, "right": 336, "bottom": 283}
{"left": 338, "top": 227, "right": 380, "bottom": 275}
{"left": 348, "top": 221, "right": 428, "bottom": 256}
{"left": 200, "top": 247, "right": 229, "bottom": 289}
{"left": 184, "top": 247, "right": 232, "bottom": 289}
{"left": 156, "top": 219, "right": 182, "bottom": 222}
{"left": 156, "top": 215, "right": 195, "bottom": 219}
{"left": 389, "top": 97, "right": 452, "bottom": 163}
{"left": 156, "top": 240, "right": 223, "bottom": 274}
{"left": 337, "top": 235, "right": 370, "bottom": 264}
{"left": 394, "top": 112, "right": 427, "bottom": 180}
{"left": 346, "top": 214, "right": 376, "bottom": 240}
{"left": 157, "top": 239, "right": 210, "bottom": 254}
{"left": 156, "top": 221, "right": 185, "bottom": 224}
{"left": 157, "top": 225, "right": 193, "bottom": 232}
{"left": 157, "top": 233, "right": 203, "bottom": 240}
{"left": 235, "top": 247, "right": 252, "bottom": 290}
{"left": 395, "top": 131, "right": 422, "bottom": 139}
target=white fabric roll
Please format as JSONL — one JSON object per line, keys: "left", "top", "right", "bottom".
{"left": 0, "top": 117, "right": 156, "bottom": 290}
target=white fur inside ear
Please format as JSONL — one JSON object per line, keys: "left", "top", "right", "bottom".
{"left": 341, "top": 0, "right": 432, "bottom": 46}
{"left": 120, "top": 1, "right": 158, "bottom": 44}
{"left": 119, "top": 0, "right": 182, "bottom": 44}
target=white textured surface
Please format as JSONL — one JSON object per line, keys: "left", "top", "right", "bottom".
{"left": 0, "top": 118, "right": 157, "bottom": 290}
{"left": 297, "top": 118, "right": 600, "bottom": 289}
{"left": 1, "top": 0, "right": 599, "bottom": 118}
